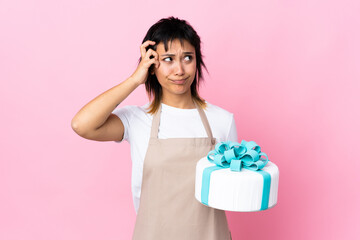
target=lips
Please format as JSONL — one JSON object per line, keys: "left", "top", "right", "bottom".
{"left": 170, "top": 77, "right": 188, "bottom": 84}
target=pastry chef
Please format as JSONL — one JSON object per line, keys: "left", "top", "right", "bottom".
{"left": 71, "top": 16, "right": 238, "bottom": 240}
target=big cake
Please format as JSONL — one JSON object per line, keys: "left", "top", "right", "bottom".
{"left": 195, "top": 140, "right": 279, "bottom": 212}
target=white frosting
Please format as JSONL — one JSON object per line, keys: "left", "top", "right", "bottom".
{"left": 195, "top": 157, "right": 279, "bottom": 212}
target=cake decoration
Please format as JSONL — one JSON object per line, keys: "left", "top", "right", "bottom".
{"left": 195, "top": 140, "right": 279, "bottom": 212}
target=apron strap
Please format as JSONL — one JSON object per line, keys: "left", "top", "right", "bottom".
{"left": 150, "top": 100, "right": 215, "bottom": 143}
{"left": 195, "top": 101, "right": 215, "bottom": 142}
{"left": 150, "top": 103, "right": 162, "bottom": 139}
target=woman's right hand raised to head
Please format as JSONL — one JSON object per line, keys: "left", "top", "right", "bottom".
{"left": 130, "top": 40, "right": 160, "bottom": 85}
{"left": 71, "top": 40, "right": 160, "bottom": 142}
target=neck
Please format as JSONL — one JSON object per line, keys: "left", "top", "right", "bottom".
{"left": 161, "top": 91, "right": 196, "bottom": 109}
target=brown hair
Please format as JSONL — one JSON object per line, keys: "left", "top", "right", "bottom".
{"left": 137, "top": 16, "right": 209, "bottom": 114}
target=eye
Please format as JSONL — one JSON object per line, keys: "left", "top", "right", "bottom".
{"left": 184, "top": 55, "right": 192, "bottom": 61}
{"left": 163, "top": 55, "right": 193, "bottom": 62}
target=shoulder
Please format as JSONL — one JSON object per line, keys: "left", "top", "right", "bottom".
{"left": 111, "top": 103, "right": 153, "bottom": 129}
{"left": 112, "top": 103, "right": 152, "bottom": 117}
{"left": 203, "top": 101, "right": 234, "bottom": 118}
{"left": 203, "top": 101, "right": 237, "bottom": 142}
{"left": 203, "top": 101, "right": 234, "bottom": 129}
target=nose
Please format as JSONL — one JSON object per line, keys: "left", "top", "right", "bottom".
{"left": 174, "top": 60, "right": 185, "bottom": 76}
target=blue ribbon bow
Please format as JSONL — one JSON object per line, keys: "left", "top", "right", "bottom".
{"left": 201, "top": 140, "right": 272, "bottom": 211}
{"left": 207, "top": 140, "right": 269, "bottom": 171}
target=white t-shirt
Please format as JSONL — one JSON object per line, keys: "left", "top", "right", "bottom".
{"left": 112, "top": 101, "right": 238, "bottom": 214}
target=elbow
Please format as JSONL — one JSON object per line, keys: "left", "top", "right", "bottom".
{"left": 71, "top": 118, "right": 97, "bottom": 139}
{"left": 71, "top": 118, "right": 84, "bottom": 136}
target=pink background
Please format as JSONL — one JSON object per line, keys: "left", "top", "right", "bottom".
{"left": 1, "top": 1, "right": 359, "bottom": 239}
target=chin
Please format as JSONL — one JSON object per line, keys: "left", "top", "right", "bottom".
{"left": 172, "top": 89, "right": 191, "bottom": 96}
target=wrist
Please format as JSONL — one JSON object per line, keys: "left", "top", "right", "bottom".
{"left": 127, "top": 76, "right": 143, "bottom": 87}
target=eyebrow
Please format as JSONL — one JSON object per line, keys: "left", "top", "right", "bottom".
{"left": 161, "top": 52, "right": 194, "bottom": 56}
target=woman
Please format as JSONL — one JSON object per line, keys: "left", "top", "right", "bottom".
{"left": 72, "top": 16, "right": 237, "bottom": 240}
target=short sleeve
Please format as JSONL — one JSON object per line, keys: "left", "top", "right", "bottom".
{"left": 226, "top": 114, "right": 238, "bottom": 142}
{"left": 111, "top": 106, "right": 132, "bottom": 143}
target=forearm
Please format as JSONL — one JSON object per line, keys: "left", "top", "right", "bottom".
{"left": 71, "top": 76, "right": 141, "bottom": 134}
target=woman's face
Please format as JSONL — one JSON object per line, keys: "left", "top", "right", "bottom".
{"left": 152, "top": 39, "right": 197, "bottom": 97}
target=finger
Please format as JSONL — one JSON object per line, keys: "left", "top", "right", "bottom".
{"left": 149, "top": 56, "right": 159, "bottom": 69}
{"left": 145, "top": 48, "right": 157, "bottom": 60}
{"left": 152, "top": 50, "right": 159, "bottom": 59}
{"left": 150, "top": 57, "right": 159, "bottom": 69}
{"left": 147, "top": 57, "right": 157, "bottom": 69}
{"left": 140, "top": 40, "right": 156, "bottom": 58}
{"left": 153, "top": 53, "right": 160, "bottom": 68}
{"left": 151, "top": 51, "right": 160, "bottom": 68}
